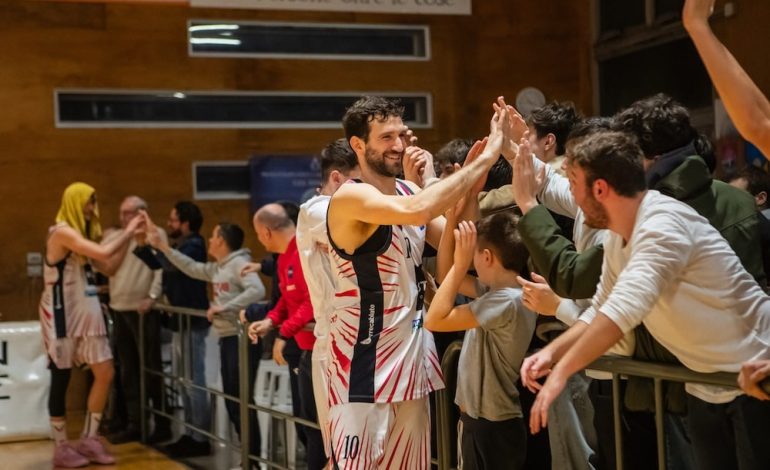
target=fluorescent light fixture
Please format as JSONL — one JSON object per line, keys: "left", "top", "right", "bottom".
{"left": 172, "top": 92, "right": 186, "bottom": 99}
{"left": 190, "top": 38, "right": 242, "bottom": 46}
{"left": 189, "top": 24, "right": 240, "bottom": 32}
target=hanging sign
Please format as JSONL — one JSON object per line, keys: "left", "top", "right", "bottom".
{"left": 191, "top": 0, "right": 471, "bottom": 16}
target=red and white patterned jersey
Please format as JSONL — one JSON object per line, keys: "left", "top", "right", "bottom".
{"left": 326, "top": 180, "right": 445, "bottom": 405}
{"left": 39, "top": 223, "right": 107, "bottom": 366}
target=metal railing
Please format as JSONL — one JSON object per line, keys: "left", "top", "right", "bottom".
{"left": 140, "top": 311, "right": 754, "bottom": 470}
{"left": 434, "top": 341, "right": 463, "bottom": 470}
{"left": 138, "top": 303, "right": 321, "bottom": 470}
{"left": 586, "top": 355, "right": 739, "bottom": 470}
{"left": 432, "top": 340, "right": 748, "bottom": 470}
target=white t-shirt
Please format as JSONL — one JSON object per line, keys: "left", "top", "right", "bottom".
{"left": 580, "top": 191, "right": 770, "bottom": 403}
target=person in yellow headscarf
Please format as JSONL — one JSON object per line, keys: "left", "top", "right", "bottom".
{"left": 40, "top": 182, "right": 144, "bottom": 468}
{"left": 55, "top": 182, "right": 103, "bottom": 242}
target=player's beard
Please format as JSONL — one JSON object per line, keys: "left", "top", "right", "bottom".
{"left": 582, "top": 191, "right": 609, "bottom": 229}
{"left": 365, "top": 146, "right": 403, "bottom": 178}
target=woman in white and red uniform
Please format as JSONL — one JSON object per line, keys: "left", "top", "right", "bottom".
{"left": 40, "top": 182, "right": 143, "bottom": 468}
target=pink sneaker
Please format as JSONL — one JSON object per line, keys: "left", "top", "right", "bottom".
{"left": 76, "top": 436, "right": 116, "bottom": 465}
{"left": 53, "top": 442, "right": 89, "bottom": 468}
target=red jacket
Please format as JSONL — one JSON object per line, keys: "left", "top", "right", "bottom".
{"left": 267, "top": 237, "right": 316, "bottom": 350}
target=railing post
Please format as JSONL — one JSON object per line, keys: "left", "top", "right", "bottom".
{"left": 139, "top": 311, "right": 147, "bottom": 443}
{"left": 238, "top": 322, "right": 251, "bottom": 469}
{"left": 284, "top": 409, "right": 291, "bottom": 468}
{"left": 612, "top": 373, "right": 624, "bottom": 470}
{"left": 182, "top": 313, "right": 191, "bottom": 415}
{"left": 436, "top": 340, "right": 463, "bottom": 470}
{"left": 435, "top": 387, "right": 450, "bottom": 470}
{"left": 654, "top": 378, "right": 666, "bottom": 470}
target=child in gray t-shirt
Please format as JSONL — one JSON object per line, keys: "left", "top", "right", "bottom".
{"left": 426, "top": 210, "right": 536, "bottom": 470}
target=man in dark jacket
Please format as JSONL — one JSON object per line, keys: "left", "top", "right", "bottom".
{"left": 134, "top": 201, "right": 212, "bottom": 458}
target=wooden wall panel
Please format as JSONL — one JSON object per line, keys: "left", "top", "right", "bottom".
{"left": 0, "top": 0, "right": 595, "bottom": 323}
{"left": 714, "top": 1, "right": 770, "bottom": 96}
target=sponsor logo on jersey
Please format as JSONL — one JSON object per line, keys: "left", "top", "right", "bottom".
{"left": 360, "top": 303, "right": 376, "bottom": 345}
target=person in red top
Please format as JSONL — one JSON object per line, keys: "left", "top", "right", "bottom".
{"left": 248, "top": 202, "right": 326, "bottom": 470}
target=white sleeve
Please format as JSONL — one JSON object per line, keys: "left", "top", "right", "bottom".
{"left": 535, "top": 157, "right": 579, "bottom": 218}
{"left": 555, "top": 299, "right": 584, "bottom": 326}
{"left": 596, "top": 214, "right": 693, "bottom": 333}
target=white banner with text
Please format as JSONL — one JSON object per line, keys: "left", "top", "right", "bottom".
{"left": 191, "top": 0, "right": 471, "bottom": 16}
{"left": 0, "top": 322, "right": 50, "bottom": 442}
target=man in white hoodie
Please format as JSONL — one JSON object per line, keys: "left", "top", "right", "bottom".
{"left": 146, "top": 219, "right": 265, "bottom": 463}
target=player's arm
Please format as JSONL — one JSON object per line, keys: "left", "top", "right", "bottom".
{"left": 54, "top": 223, "right": 137, "bottom": 273}
{"left": 331, "top": 149, "right": 495, "bottom": 229}
{"left": 333, "top": 103, "right": 507, "bottom": 227}
{"left": 93, "top": 230, "right": 132, "bottom": 276}
{"left": 684, "top": 0, "right": 770, "bottom": 158}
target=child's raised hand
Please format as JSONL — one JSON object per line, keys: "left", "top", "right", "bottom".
{"left": 453, "top": 220, "right": 477, "bottom": 273}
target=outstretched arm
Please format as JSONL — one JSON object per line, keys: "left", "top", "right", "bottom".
{"left": 54, "top": 215, "right": 143, "bottom": 275}
{"left": 93, "top": 230, "right": 133, "bottom": 276}
{"left": 331, "top": 135, "right": 500, "bottom": 230}
{"left": 329, "top": 103, "right": 508, "bottom": 252}
{"left": 684, "top": 0, "right": 770, "bottom": 158}
{"left": 529, "top": 313, "right": 624, "bottom": 434}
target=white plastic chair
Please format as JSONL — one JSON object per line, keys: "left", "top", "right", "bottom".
{"left": 254, "top": 360, "right": 296, "bottom": 468}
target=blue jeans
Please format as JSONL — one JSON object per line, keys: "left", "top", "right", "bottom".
{"left": 183, "top": 327, "right": 211, "bottom": 442}
{"left": 548, "top": 372, "right": 598, "bottom": 470}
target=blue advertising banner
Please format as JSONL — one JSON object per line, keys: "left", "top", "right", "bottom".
{"left": 249, "top": 155, "right": 321, "bottom": 214}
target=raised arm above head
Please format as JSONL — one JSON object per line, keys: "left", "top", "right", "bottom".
{"left": 683, "top": 0, "right": 770, "bottom": 158}
{"left": 329, "top": 104, "right": 507, "bottom": 254}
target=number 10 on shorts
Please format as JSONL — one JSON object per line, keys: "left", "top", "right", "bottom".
{"left": 342, "top": 435, "right": 360, "bottom": 459}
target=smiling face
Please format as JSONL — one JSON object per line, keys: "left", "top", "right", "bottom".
{"left": 362, "top": 115, "right": 408, "bottom": 178}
